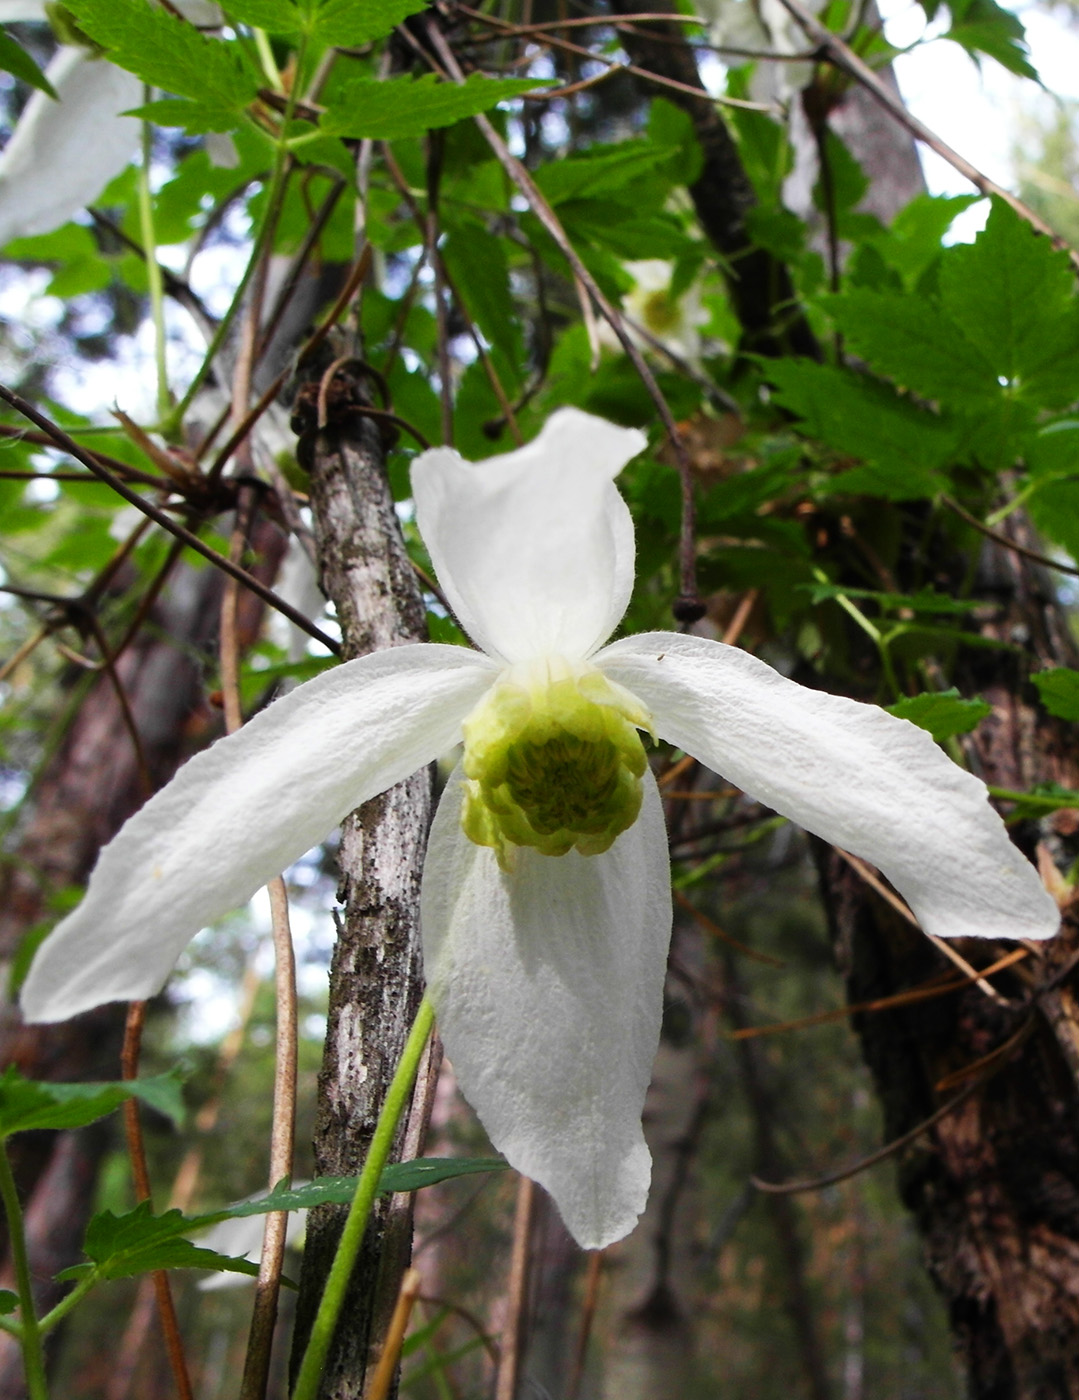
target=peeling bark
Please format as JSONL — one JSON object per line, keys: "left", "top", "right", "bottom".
{"left": 289, "top": 354, "right": 434, "bottom": 1398}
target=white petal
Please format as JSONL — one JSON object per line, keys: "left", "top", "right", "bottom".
{"left": 21, "top": 645, "right": 496, "bottom": 1023}
{"left": 0, "top": 49, "right": 142, "bottom": 246}
{"left": 599, "top": 634, "right": 1060, "bottom": 943}
{"left": 0, "top": 3, "right": 48, "bottom": 20}
{"left": 421, "top": 764, "right": 672, "bottom": 1249}
{"left": 411, "top": 408, "right": 644, "bottom": 665}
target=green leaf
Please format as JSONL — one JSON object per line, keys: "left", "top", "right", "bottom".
{"left": 319, "top": 73, "right": 550, "bottom": 140}
{"left": 1027, "top": 419, "right": 1079, "bottom": 478}
{"left": 533, "top": 141, "right": 672, "bottom": 207}
{"left": 308, "top": 0, "right": 428, "bottom": 44}
{"left": 887, "top": 688, "right": 992, "bottom": 741}
{"left": 0, "top": 1291, "right": 16, "bottom": 1317}
{"left": 764, "top": 358, "right": 957, "bottom": 499}
{"left": 223, "top": 0, "right": 303, "bottom": 30}
{"left": 197, "top": 1158, "right": 508, "bottom": 1223}
{"left": 994, "top": 781, "right": 1079, "bottom": 821}
{"left": 827, "top": 289, "right": 997, "bottom": 407}
{"left": 1028, "top": 473, "right": 1079, "bottom": 561}
{"left": 126, "top": 97, "right": 242, "bottom": 134}
{"left": 944, "top": 0, "right": 1037, "bottom": 78}
{"left": 61, "top": 0, "right": 258, "bottom": 112}
{"left": 0, "top": 1067, "right": 185, "bottom": 1138}
{"left": 803, "top": 584, "right": 972, "bottom": 616}
{"left": 884, "top": 193, "right": 981, "bottom": 286}
{"left": 66, "top": 1203, "right": 259, "bottom": 1283}
{"left": 0, "top": 30, "right": 57, "bottom": 97}
{"left": 1031, "top": 668, "right": 1079, "bottom": 721}
{"left": 938, "top": 199, "right": 1079, "bottom": 403}
{"left": 441, "top": 224, "right": 522, "bottom": 374}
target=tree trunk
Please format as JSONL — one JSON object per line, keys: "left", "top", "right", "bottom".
{"left": 0, "top": 518, "right": 285, "bottom": 1397}
{"left": 818, "top": 519, "right": 1079, "bottom": 1399}
{"left": 288, "top": 351, "right": 436, "bottom": 1398}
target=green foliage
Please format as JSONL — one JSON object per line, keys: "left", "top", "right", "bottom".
{"left": 887, "top": 689, "right": 992, "bottom": 741}
{"left": 1032, "top": 668, "right": 1079, "bottom": 720}
{"left": 0, "top": 29, "right": 56, "bottom": 96}
{"left": 61, "top": 0, "right": 259, "bottom": 119}
{"left": 942, "top": 0, "right": 1038, "bottom": 77}
{"left": 0, "top": 1068, "right": 185, "bottom": 1138}
{"left": 319, "top": 73, "right": 553, "bottom": 141}
{"left": 60, "top": 1203, "right": 260, "bottom": 1283}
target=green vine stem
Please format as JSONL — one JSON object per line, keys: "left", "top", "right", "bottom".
{"left": 137, "top": 106, "right": 170, "bottom": 422}
{"left": 0, "top": 1146, "right": 49, "bottom": 1399}
{"left": 291, "top": 995, "right": 435, "bottom": 1400}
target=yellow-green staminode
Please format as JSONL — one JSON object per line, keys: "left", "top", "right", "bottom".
{"left": 461, "top": 657, "right": 653, "bottom": 867}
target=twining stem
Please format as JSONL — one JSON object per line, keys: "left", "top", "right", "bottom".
{"left": 136, "top": 112, "right": 170, "bottom": 421}
{"left": 0, "top": 1148, "right": 48, "bottom": 1399}
{"left": 238, "top": 876, "right": 298, "bottom": 1400}
{"left": 291, "top": 996, "right": 436, "bottom": 1400}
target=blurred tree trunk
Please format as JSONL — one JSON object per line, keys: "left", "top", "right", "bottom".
{"left": 0, "top": 516, "right": 286, "bottom": 1397}
{"left": 288, "top": 352, "right": 436, "bottom": 1399}
{"left": 818, "top": 518, "right": 1079, "bottom": 1399}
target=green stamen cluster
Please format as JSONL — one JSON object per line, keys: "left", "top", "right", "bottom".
{"left": 461, "top": 658, "right": 652, "bottom": 869}
{"left": 640, "top": 288, "right": 680, "bottom": 336}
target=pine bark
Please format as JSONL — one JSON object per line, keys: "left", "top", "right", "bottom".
{"left": 818, "top": 521, "right": 1079, "bottom": 1399}
{"left": 288, "top": 351, "right": 435, "bottom": 1398}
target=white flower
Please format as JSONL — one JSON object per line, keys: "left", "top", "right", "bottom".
{"left": 603, "top": 259, "right": 709, "bottom": 369}
{"left": 0, "top": 39, "right": 142, "bottom": 247}
{"left": 19, "top": 409, "right": 1059, "bottom": 1249}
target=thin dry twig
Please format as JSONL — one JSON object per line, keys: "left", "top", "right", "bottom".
{"left": 120, "top": 1002, "right": 195, "bottom": 1400}
{"left": 752, "top": 1019, "right": 1035, "bottom": 1195}
{"left": 835, "top": 848, "right": 1009, "bottom": 1005}
{"left": 365, "top": 1268, "right": 423, "bottom": 1400}
{"left": 772, "top": 0, "right": 1079, "bottom": 273}
{"left": 0, "top": 383, "right": 342, "bottom": 654}
{"left": 495, "top": 1176, "right": 535, "bottom": 1400}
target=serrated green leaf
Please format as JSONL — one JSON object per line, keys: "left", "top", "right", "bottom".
{"left": 194, "top": 1158, "right": 507, "bottom": 1224}
{"left": 1032, "top": 668, "right": 1079, "bottom": 721}
{"left": 945, "top": 0, "right": 1037, "bottom": 78}
{"left": 69, "top": 1202, "right": 259, "bottom": 1283}
{"left": 533, "top": 141, "right": 671, "bottom": 207}
{"left": 827, "top": 289, "right": 997, "bottom": 407}
{"left": 764, "top": 358, "right": 957, "bottom": 499}
{"left": 1027, "top": 419, "right": 1079, "bottom": 477}
{"left": 802, "top": 584, "right": 972, "bottom": 616}
{"left": 0, "top": 29, "right": 57, "bottom": 97}
{"left": 309, "top": 0, "right": 430, "bottom": 45}
{"left": 939, "top": 199, "right": 1079, "bottom": 403}
{"left": 319, "top": 72, "right": 549, "bottom": 140}
{"left": 0, "top": 1067, "right": 185, "bottom": 1138}
{"left": 887, "top": 688, "right": 992, "bottom": 741}
{"left": 126, "top": 97, "right": 242, "bottom": 134}
{"left": 224, "top": 0, "right": 302, "bottom": 30}
{"left": 62, "top": 0, "right": 258, "bottom": 111}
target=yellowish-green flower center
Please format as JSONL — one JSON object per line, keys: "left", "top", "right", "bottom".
{"left": 640, "top": 288, "right": 680, "bottom": 336}
{"left": 460, "top": 658, "right": 652, "bottom": 869}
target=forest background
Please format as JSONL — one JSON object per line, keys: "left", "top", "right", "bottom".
{"left": 1, "top": 0, "right": 1079, "bottom": 1397}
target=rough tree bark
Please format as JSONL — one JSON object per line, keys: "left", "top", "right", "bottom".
{"left": 818, "top": 518, "right": 1079, "bottom": 1399}
{"left": 0, "top": 517, "right": 285, "bottom": 1397}
{"left": 288, "top": 348, "right": 436, "bottom": 1398}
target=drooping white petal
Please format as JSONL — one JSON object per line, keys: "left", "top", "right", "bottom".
{"left": 0, "top": 48, "right": 142, "bottom": 246}
{"left": 599, "top": 633, "right": 1060, "bottom": 943}
{"left": 21, "top": 645, "right": 496, "bottom": 1023}
{"left": 411, "top": 408, "right": 644, "bottom": 666}
{"left": 421, "top": 763, "right": 672, "bottom": 1249}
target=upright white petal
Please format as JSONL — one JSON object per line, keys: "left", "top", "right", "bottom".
{"left": 599, "top": 634, "right": 1060, "bottom": 943}
{"left": 21, "top": 645, "right": 496, "bottom": 1023}
{"left": 411, "top": 408, "right": 644, "bottom": 666}
{"left": 0, "top": 49, "right": 141, "bottom": 246}
{"left": 421, "top": 764, "right": 672, "bottom": 1250}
